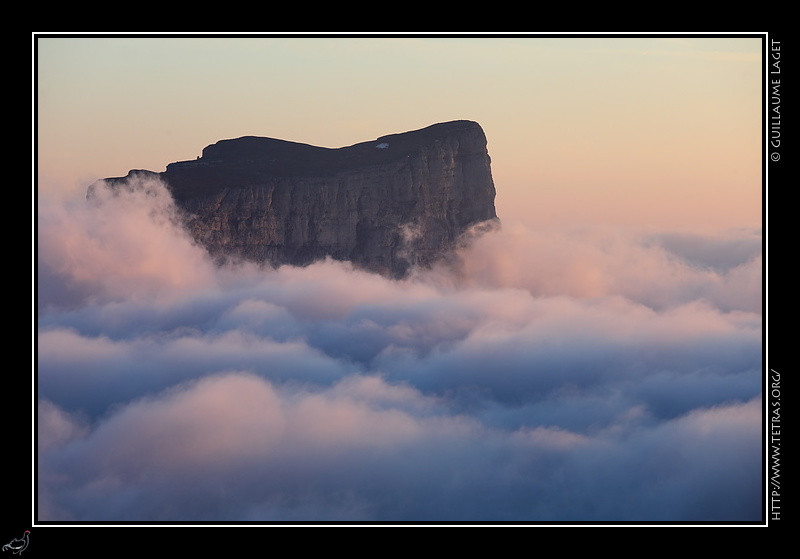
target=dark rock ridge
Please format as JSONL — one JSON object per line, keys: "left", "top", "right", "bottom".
{"left": 98, "top": 120, "right": 498, "bottom": 278}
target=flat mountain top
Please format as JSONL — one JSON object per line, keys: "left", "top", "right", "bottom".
{"left": 172, "top": 120, "right": 484, "bottom": 173}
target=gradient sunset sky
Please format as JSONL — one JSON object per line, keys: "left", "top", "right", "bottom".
{"left": 36, "top": 34, "right": 763, "bottom": 232}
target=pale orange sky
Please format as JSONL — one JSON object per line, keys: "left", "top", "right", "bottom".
{"left": 36, "top": 34, "right": 764, "bottom": 232}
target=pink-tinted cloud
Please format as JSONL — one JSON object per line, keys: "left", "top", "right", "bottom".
{"left": 428, "top": 220, "right": 762, "bottom": 313}
{"left": 37, "top": 374, "right": 761, "bottom": 521}
{"left": 37, "top": 178, "right": 216, "bottom": 307}
{"left": 35, "top": 177, "right": 762, "bottom": 522}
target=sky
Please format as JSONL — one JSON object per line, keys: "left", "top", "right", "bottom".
{"left": 34, "top": 33, "right": 765, "bottom": 525}
{"left": 36, "top": 34, "right": 762, "bottom": 231}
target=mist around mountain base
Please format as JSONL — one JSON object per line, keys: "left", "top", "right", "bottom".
{"left": 36, "top": 177, "right": 762, "bottom": 522}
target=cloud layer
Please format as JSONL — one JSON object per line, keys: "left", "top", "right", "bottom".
{"left": 36, "top": 179, "right": 763, "bottom": 522}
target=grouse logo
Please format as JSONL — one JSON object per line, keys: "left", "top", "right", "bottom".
{"left": 2, "top": 531, "right": 29, "bottom": 555}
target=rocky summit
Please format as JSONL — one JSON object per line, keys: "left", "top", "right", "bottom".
{"left": 98, "top": 120, "right": 499, "bottom": 278}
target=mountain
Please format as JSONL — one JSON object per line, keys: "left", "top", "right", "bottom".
{"left": 97, "top": 120, "right": 499, "bottom": 278}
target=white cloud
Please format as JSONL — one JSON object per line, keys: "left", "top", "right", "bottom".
{"left": 35, "top": 178, "right": 763, "bottom": 522}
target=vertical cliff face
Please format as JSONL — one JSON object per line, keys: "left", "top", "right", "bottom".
{"left": 99, "top": 120, "right": 498, "bottom": 278}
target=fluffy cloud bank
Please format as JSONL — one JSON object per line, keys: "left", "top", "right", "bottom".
{"left": 36, "top": 179, "right": 763, "bottom": 522}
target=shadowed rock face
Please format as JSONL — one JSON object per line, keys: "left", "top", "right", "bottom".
{"left": 99, "top": 120, "right": 498, "bottom": 278}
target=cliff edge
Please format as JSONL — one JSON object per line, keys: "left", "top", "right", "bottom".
{"left": 98, "top": 120, "right": 499, "bottom": 278}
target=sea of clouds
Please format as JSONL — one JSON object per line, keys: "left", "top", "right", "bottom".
{"left": 36, "top": 178, "right": 763, "bottom": 522}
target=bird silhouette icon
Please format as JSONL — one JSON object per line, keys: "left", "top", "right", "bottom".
{"left": 2, "top": 531, "right": 29, "bottom": 555}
